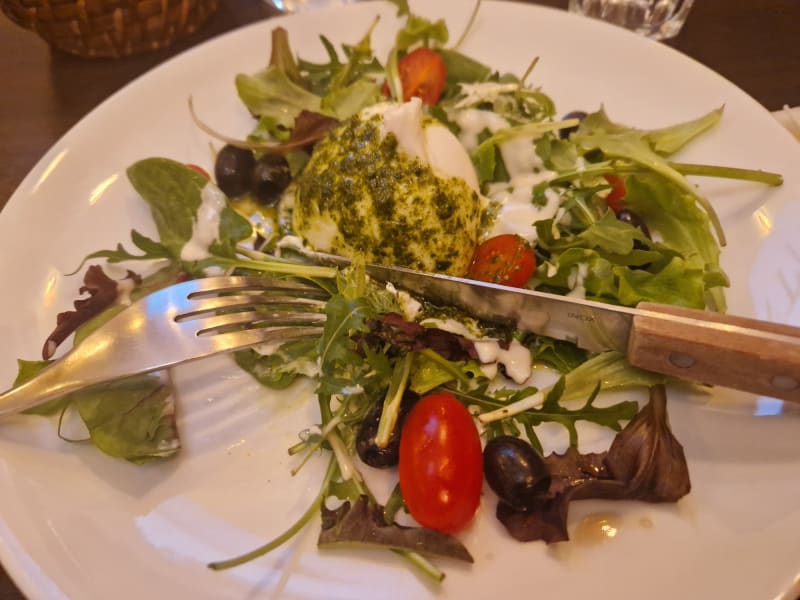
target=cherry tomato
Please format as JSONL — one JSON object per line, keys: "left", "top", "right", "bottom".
{"left": 398, "top": 391, "right": 482, "bottom": 534}
{"left": 467, "top": 234, "right": 536, "bottom": 288}
{"left": 603, "top": 174, "right": 626, "bottom": 213}
{"left": 186, "top": 163, "right": 210, "bottom": 179}
{"left": 392, "top": 47, "right": 447, "bottom": 105}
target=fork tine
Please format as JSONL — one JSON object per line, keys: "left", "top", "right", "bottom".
{"left": 192, "top": 310, "right": 327, "bottom": 336}
{"left": 177, "top": 294, "right": 326, "bottom": 321}
{"left": 208, "top": 325, "right": 326, "bottom": 354}
{"left": 187, "top": 276, "right": 329, "bottom": 298}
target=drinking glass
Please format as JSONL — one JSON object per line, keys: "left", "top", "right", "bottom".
{"left": 568, "top": 0, "right": 695, "bottom": 40}
{"left": 266, "top": 0, "right": 359, "bottom": 12}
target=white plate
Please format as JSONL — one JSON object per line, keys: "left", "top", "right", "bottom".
{"left": 2, "top": 2, "right": 800, "bottom": 598}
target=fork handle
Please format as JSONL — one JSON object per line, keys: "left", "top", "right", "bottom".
{"left": 0, "top": 346, "right": 112, "bottom": 417}
{"left": 627, "top": 302, "right": 800, "bottom": 402}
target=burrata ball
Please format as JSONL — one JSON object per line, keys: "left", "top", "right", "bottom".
{"left": 292, "top": 98, "right": 482, "bottom": 276}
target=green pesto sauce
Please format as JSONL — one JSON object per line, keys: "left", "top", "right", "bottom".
{"left": 292, "top": 115, "right": 482, "bottom": 276}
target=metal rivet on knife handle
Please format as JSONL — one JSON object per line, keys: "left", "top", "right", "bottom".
{"left": 668, "top": 352, "right": 696, "bottom": 369}
{"left": 771, "top": 375, "right": 799, "bottom": 391}
{"left": 630, "top": 302, "right": 800, "bottom": 402}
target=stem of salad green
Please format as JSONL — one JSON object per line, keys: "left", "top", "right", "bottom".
{"left": 418, "top": 348, "right": 473, "bottom": 386}
{"left": 210, "top": 255, "right": 337, "bottom": 280}
{"left": 208, "top": 455, "right": 338, "bottom": 570}
{"left": 451, "top": 0, "right": 482, "bottom": 51}
{"left": 670, "top": 162, "right": 784, "bottom": 186}
{"left": 390, "top": 550, "right": 445, "bottom": 583}
{"left": 386, "top": 47, "right": 403, "bottom": 102}
{"left": 479, "top": 118, "right": 580, "bottom": 149}
{"left": 519, "top": 56, "right": 540, "bottom": 87}
{"left": 375, "top": 353, "right": 413, "bottom": 447}
{"left": 477, "top": 391, "right": 544, "bottom": 424}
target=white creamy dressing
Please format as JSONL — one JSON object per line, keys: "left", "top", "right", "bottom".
{"left": 566, "top": 262, "right": 590, "bottom": 299}
{"left": 454, "top": 82, "right": 521, "bottom": 109}
{"left": 451, "top": 107, "right": 562, "bottom": 240}
{"left": 385, "top": 283, "right": 422, "bottom": 321}
{"left": 361, "top": 98, "right": 480, "bottom": 192}
{"left": 485, "top": 173, "right": 560, "bottom": 239}
{"left": 451, "top": 108, "right": 509, "bottom": 153}
{"left": 180, "top": 182, "right": 227, "bottom": 262}
{"left": 421, "top": 317, "right": 532, "bottom": 384}
{"left": 116, "top": 277, "right": 136, "bottom": 306}
{"left": 472, "top": 339, "right": 532, "bottom": 385}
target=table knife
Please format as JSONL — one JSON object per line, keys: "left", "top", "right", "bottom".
{"left": 354, "top": 262, "right": 800, "bottom": 403}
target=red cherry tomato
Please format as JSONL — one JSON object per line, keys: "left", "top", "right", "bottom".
{"left": 603, "top": 174, "right": 626, "bottom": 214}
{"left": 391, "top": 47, "right": 447, "bottom": 106}
{"left": 398, "top": 391, "right": 483, "bottom": 534}
{"left": 186, "top": 163, "right": 210, "bottom": 179}
{"left": 467, "top": 234, "right": 536, "bottom": 288}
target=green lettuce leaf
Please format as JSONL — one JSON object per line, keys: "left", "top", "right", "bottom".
{"left": 574, "top": 110, "right": 725, "bottom": 246}
{"left": 322, "top": 79, "right": 382, "bottom": 121}
{"left": 615, "top": 256, "right": 706, "bottom": 308}
{"left": 234, "top": 338, "right": 320, "bottom": 390}
{"left": 74, "top": 374, "right": 180, "bottom": 464}
{"left": 623, "top": 174, "right": 728, "bottom": 311}
{"left": 643, "top": 107, "right": 723, "bottom": 156}
{"left": 11, "top": 359, "right": 65, "bottom": 416}
{"left": 235, "top": 67, "right": 323, "bottom": 128}
{"left": 127, "top": 158, "right": 253, "bottom": 262}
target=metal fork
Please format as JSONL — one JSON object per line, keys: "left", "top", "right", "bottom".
{"left": 0, "top": 276, "right": 329, "bottom": 418}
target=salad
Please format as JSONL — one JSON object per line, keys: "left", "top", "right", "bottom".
{"left": 4, "top": 0, "right": 784, "bottom": 585}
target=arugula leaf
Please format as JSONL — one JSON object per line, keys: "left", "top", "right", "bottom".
{"left": 573, "top": 112, "right": 725, "bottom": 246}
{"left": 395, "top": 14, "right": 449, "bottom": 51}
{"left": 530, "top": 337, "right": 588, "bottom": 374}
{"left": 409, "top": 350, "right": 482, "bottom": 395}
{"left": 384, "top": 0, "right": 409, "bottom": 16}
{"left": 316, "top": 294, "right": 376, "bottom": 398}
{"left": 70, "top": 230, "right": 170, "bottom": 275}
{"left": 526, "top": 379, "right": 632, "bottom": 447}
{"left": 268, "top": 27, "right": 309, "bottom": 90}
{"left": 643, "top": 107, "right": 723, "bottom": 156}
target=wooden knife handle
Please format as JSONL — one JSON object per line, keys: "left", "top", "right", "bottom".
{"left": 627, "top": 302, "right": 800, "bottom": 402}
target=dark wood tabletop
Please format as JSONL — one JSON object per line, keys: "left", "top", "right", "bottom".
{"left": 0, "top": 0, "right": 798, "bottom": 597}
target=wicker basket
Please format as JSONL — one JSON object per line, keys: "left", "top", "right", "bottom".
{"left": 1, "top": 0, "right": 218, "bottom": 58}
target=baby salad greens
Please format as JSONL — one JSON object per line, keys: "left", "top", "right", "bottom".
{"left": 7, "top": 0, "right": 783, "bottom": 584}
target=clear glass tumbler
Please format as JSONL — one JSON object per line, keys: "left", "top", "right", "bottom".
{"left": 266, "top": 0, "right": 359, "bottom": 12}
{"left": 568, "top": 0, "right": 695, "bottom": 40}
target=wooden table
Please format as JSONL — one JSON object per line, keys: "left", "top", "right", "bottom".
{"left": 0, "top": 0, "right": 798, "bottom": 597}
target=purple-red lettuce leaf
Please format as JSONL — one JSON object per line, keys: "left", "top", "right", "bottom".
{"left": 496, "top": 384, "right": 690, "bottom": 543}
{"left": 318, "top": 495, "right": 473, "bottom": 563}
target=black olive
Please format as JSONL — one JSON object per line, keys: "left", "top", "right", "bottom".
{"left": 251, "top": 154, "right": 292, "bottom": 206}
{"left": 214, "top": 145, "right": 256, "bottom": 198}
{"left": 559, "top": 110, "right": 588, "bottom": 139}
{"left": 617, "top": 209, "right": 652, "bottom": 239}
{"left": 483, "top": 436, "right": 550, "bottom": 510}
{"left": 356, "top": 390, "right": 419, "bottom": 468}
